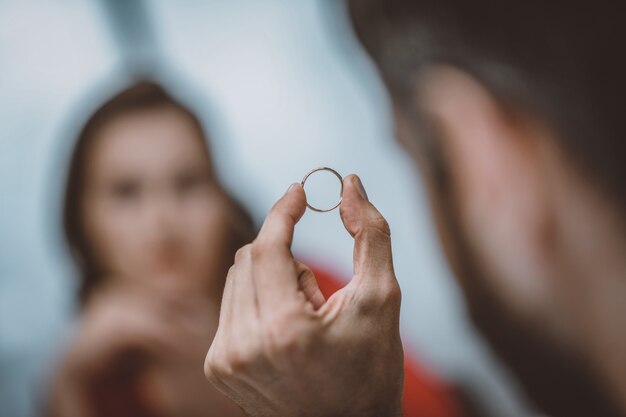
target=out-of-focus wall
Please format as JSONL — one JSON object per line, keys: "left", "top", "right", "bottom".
{"left": 0, "top": 1, "right": 531, "bottom": 416}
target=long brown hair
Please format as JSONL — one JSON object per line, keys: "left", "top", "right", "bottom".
{"left": 63, "top": 81, "right": 254, "bottom": 305}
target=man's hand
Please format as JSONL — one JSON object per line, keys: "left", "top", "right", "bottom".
{"left": 204, "top": 174, "right": 403, "bottom": 417}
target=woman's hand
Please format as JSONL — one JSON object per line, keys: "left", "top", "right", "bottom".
{"left": 204, "top": 175, "right": 404, "bottom": 417}
{"left": 49, "top": 287, "right": 242, "bottom": 417}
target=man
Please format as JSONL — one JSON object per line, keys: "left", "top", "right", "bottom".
{"left": 204, "top": 1, "right": 626, "bottom": 416}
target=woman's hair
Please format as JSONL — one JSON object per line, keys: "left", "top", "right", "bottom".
{"left": 63, "top": 81, "right": 254, "bottom": 304}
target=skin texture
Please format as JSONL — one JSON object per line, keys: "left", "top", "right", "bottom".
{"left": 204, "top": 176, "right": 404, "bottom": 417}
{"left": 49, "top": 107, "right": 247, "bottom": 417}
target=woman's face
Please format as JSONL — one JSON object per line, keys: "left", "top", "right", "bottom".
{"left": 81, "top": 106, "right": 234, "bottom": 290}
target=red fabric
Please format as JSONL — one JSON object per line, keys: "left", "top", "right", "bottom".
{"left": 311, "top": 265, "right": 460, "bottom": 417}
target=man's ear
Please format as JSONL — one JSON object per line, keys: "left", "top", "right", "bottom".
{"left": 415, "top": 66, "right": 561, "bottom": 329}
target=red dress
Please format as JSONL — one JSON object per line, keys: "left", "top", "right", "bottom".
{"left": 311, "top": 265, "right": 460, "bottom": 417}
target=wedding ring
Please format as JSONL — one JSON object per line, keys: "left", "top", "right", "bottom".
{"left": 301, "top": 167, "right": 343, "bottom": 213}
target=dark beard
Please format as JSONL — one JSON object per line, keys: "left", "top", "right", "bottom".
{"left": 426, "top": 149, "right": 624, "bottom": 417}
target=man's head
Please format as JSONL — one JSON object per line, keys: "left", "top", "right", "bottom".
{"left": 348, "top": 1, "right": 626, "bottom": 416}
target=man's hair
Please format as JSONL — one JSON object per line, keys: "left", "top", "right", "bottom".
{"left": 348, "top": 0, "right": 626, "bottom": 208}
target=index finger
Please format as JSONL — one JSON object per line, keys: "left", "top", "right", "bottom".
{"left": 252, "top": 183, "right": 307, "bottom": 311}
{"left": 256, "top": 183, "right": 307, "bottom": 248}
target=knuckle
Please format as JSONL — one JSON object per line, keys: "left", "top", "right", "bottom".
{"left": 204, "top": 351, "right": 216, "bottom": 380}
{"left": 229, "top": 342, "right": 264, "bottom": 374}
{"left": 366, "top": 215, "right": 391, "bottom": 238}
{"left": 226, "top": 265, "right": 236, "bottom": 278}
{"left": 205, "top": 348, "right": 230, "bottom": 382}
{"left": 359, "top": 279, "right": 401, "bottom": 313}
{"left": 211, "top": 345, "right": 258, "bottom": 378}
{"left": 356, "top": 219, "right": 392, "bottom": 247}
{"left": 225, "top": 350, "right": 249, "bottom": 374}
{"left": 250, "top": 240, "right": 270, "bottom": 260}
{"left": 381, "top": 280, "right": 402, "bottom": 308}
{"left": 234, "top": 244, "right": 252, "bottom": 263}
{"left": 207, "top": 335, "right": 263, "bottom": 378}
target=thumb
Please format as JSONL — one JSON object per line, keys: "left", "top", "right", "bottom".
{"left": 340, "top": 175, "right": 395, "bottom": 281}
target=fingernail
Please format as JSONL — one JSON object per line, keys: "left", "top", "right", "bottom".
{"left": 353, "top": 176, "right": 368, "bottom": 201}
{"left": 285, "top": 183, "right": 299, "bottom": 195}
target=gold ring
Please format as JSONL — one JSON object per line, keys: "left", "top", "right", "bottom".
{"left": 301, "top": 167, "right": 343, "bottom": 213}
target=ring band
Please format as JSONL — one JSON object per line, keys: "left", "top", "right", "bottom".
{"left": 301, "top": 167, "right": 343, "bottom": 213}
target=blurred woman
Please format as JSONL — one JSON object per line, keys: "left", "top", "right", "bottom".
{"left": 47, "top": 81, "right": 253, "bottom": 417}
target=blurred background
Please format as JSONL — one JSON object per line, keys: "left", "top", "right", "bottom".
{"left": 0, "top": 1, "right": 535, "bottom": 416}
